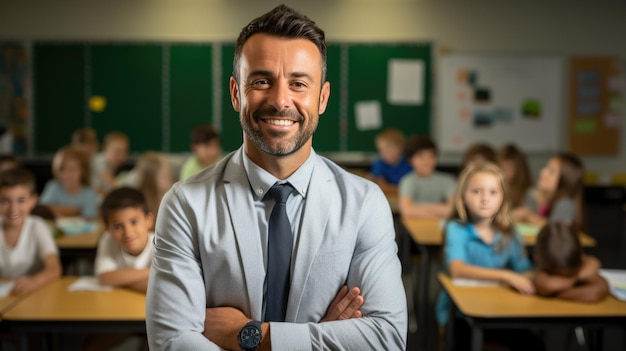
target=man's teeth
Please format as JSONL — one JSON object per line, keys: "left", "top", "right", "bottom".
{"left": 266, "top": 119, "right": 294, "bottom": 126}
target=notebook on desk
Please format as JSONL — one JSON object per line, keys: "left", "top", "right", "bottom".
{"left": 599, "top": 269, "right": 626, "bottom": 301}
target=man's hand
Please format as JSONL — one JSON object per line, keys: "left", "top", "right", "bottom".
{"left": 320, "top": 286, "right": 364, "bottom": 322}
{"left": 204, "top": 307, "right": 250, "bottom": 351}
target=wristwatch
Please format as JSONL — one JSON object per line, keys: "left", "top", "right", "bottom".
{"left": 238, "top": 320, "right": 262, "bottom": 351}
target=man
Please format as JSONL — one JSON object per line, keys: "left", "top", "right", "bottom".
{"left": 146, "top": 4, "right": 407, "bottom": 350}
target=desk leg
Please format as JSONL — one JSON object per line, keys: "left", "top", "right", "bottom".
{"left": 471, "top": 325, "right": 483, "bottom": 351}
{"left": 445, "top": 301, "right": 456, "bottom": 351}
{"left": 418, "top": 244, "right": 430, "bottom": 348}
{"left": 18, "top": 333, "right": 27, "bottom": 351}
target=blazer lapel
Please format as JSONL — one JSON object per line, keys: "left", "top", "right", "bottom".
{"left": 223, "top": 149, "right": 265, "bottom": 319}
{"left": 287, "top": 156, "right": 335, "bottom": 320}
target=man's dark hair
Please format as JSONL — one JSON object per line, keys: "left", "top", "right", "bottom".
{"left": 0, "top": 167, "right": 36, "bottom": 193}
{"left": 191, "top": 124, "right": 220, "bottom": 145}
{"left": 233, "top": 4, "right": 327, "bottom": 84}
{"left": 100, "top": 186, "right": 150, "bottom": 226}
{"left": 405, "top": 134, "right": 437, "bottom": 159}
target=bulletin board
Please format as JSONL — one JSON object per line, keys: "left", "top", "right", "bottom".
{"left": 438, "top": 53, "right": 563, "bottom": 153}
{"left": 568, "top": 57, "right": 623, "bottom": 155}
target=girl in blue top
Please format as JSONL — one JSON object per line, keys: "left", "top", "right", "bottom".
{"left": 40, "top": 146, "right": 98, "bottom": 219}
{"left": 437, "top": 162, "right": 544, "bottom": 350}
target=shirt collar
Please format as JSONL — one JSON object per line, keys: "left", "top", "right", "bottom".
{"left": 242, "top": 148, "right": 316, "bottom": 200}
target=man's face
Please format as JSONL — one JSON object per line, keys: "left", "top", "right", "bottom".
{"left": 230, "top": 34, "right": 330, "bottom": 159}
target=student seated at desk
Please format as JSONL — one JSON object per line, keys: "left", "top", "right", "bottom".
{"left": 91, "top": 131, "right": 129, "bottom": 196}
{"left": 39, "top": 146, "right": 98, "bottom": 219}
{"left": 497, "top": 143, "right": 533, "bottom": 209}
{"left": 514, "top": 152, "right": 584, "bottom": 230}
{"left": 534, "top": 222, "right": 608, "bottom": 302}
{"left": 179, "top": 124, "right": 222, "bottom": 181}
{"left": 0, "top": 168, "right": 61, "bottom": 295}
{"left": 398, "top": 134, "right": 455, "bottom": 218}
{"left": 460, "top": 142, "right": 497, "bottom": 173}
{"left": 94, "top": 187, "right": 154, "bottom": 292}
{"left": 369, "top": 128, "right": 412, "bottom": 194}
{"left": 436, "top": 162, "right": 545, "bottom": 351}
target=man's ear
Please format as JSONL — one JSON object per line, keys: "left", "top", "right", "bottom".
{"left": 230, "top": 77, "right": 241, "bottom": 112}
{"left": 318, "top": 81, "right": 330, "bottom": 115}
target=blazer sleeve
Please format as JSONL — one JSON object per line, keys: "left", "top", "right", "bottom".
{"left": 270, "top": 184, "right": 408, "bottom": 351}
{"left": 146, "top": 185, "right": 223, "bottom": 351}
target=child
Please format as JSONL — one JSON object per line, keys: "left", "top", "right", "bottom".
{"left": 94, "top": 186, "right": 154, "bottom": 292}
{"left": 179, "top": 124, "right": 221, "bottom": 181}
{"left": 514, "top": 153, "right": 584, "bottom": 230}
{"left": 129, "top": 152, "right": 172, "bottom": 223}
{"left": 436, "top": 162, "right": 544, "bottom": 350}
{"left": 91, "top": 131, "right": 129, "bottom": 196}
{"left": 369, "top": 128, "right": 412, "bottom": 194}
{"left": 39, "top": 146, "right": 98, "bottom": 219}
{"left": 0, "top": 167, "right": 61, "bottom": 295}
{"left": 461, "top": 142, "right": 497, "bottom": 172}
{"left": 534, "top": 222, "right": 608, "bottom": 302}
{"left": 71, "top": 127, "right": 99, "bottom": 164}
{"left": 0, "top": 154, "right": 19, "bottom": 172}
{"left": 497, "top": 143, "right": 532, "bottom": 208}
{"left": 398, "top": 134, "right": 455, "bottom": 218}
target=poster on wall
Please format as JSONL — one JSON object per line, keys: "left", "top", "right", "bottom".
{"left": 438, "top": 53, "right": 562, "bottom": 153}
{"left": 569, "top": 57, "right": 622, "bottom": 155}
{"left": 0, "top": 42, "right": 31, "bottom": 154}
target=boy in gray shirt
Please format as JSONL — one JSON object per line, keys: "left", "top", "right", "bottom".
{"left": 399, "top": 135, "right": 456, "bottom": 218}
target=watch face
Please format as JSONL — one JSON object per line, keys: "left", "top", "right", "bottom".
{"left": 240, "top": 325, "right": 261, "bottom": 348}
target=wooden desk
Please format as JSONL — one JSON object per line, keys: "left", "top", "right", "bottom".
{"left": 402, "top": 218, "right": 597, "bottom": 247}
{"left": 55, "top": 222, "right": 103, "bottom": 275}
{"left": 0, "top": 295, "right": 21, "bottom": 322}
{"left": 3, "top": 277, "right": 146, "bottom": 349}
{"left": 439, "top": 273, "right": 626, "bottom": 351}
{"left": 55, "top": 231, "right": 101, "bottom": 250}
{"left": 401, "top": 217, "right": 597, "bottom": 348}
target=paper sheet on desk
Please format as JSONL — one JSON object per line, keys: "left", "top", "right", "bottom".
{"left": 0, "top": 281, "right": 15, "bottom": 297}
{"left": 452, "top": 278, "right": 500, "bottom": 287}
{"left": 599, "top": 269, "right": 626, "bottom": 301}
{"left": 68, "top": 277, "right": 112, "bottom": 292}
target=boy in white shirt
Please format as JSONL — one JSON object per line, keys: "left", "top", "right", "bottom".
{"left": 0, "top": 167, "right": 61, "bottom": 295}
{"left": 95, "top": 186, "right": 154, "bottom": 292}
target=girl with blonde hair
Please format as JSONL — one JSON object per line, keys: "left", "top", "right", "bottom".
{"left": 436, "top": 162, "right": 544, "bottom": 350}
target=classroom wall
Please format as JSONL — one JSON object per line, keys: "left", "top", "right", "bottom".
{"left": 1, "top": 0, "right": 625, "bottom": 178}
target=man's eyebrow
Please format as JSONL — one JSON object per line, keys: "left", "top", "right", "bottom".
{"left": 290, "top": 72, "right": 314, "bottom": 82}
{"left": 247, "top": 70, "right": 273, "bottom": 79}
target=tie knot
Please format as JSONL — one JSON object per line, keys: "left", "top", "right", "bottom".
{"left": 268, "top": 183, "right": 294, "bottom": 204}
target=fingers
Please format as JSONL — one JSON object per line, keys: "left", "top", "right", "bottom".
{"left": 320, "top": 286, "right": 364, "bottom": 322}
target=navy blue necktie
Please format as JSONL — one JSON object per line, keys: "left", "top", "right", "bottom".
{"left": 264, "top": 183, "right": 295, "bottom": 322}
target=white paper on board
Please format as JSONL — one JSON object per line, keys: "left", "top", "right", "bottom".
{"left": 387, "top": 59, "right": 424, "bottom": 105}
{"left": 355, "top": 100, "right": 382, "bottom": 131}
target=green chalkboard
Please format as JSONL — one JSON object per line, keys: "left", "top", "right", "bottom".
{"left": 219, "top": 43, "right": 241, "bottom": 153}
{"left": 90, "top": 44, "right": 163, "bottom": 152}
{"left": 347, "top": 43, "right": 432, "bottom": 151}
{"left": 169, "top": 44, "right": 213, "bottom": 152}
{"left": 32, "top": 42, "right": 431, "bottom": 155}
{"left": 34, "top": 44, "right": 86, "bottom": 154}
{"left": 312, "top": 43, "right": 341, "bottom": 152}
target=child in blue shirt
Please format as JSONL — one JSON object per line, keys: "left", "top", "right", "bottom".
{"left": 40, "top": 146, "right": 98, "bottom": 219}
{"left": 437, "top": 162, "right": 544, "bottom": 351}
{"left": 369, "top": 128, "right": 412, "bottom": 194}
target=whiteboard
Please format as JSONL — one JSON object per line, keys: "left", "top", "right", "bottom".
{"left": 437, "top": 54, "right": 563, "bottom": 153}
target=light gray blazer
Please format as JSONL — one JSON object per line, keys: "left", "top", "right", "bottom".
{"left": 146, "top": 148, "right": 407, "bottom": 350}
